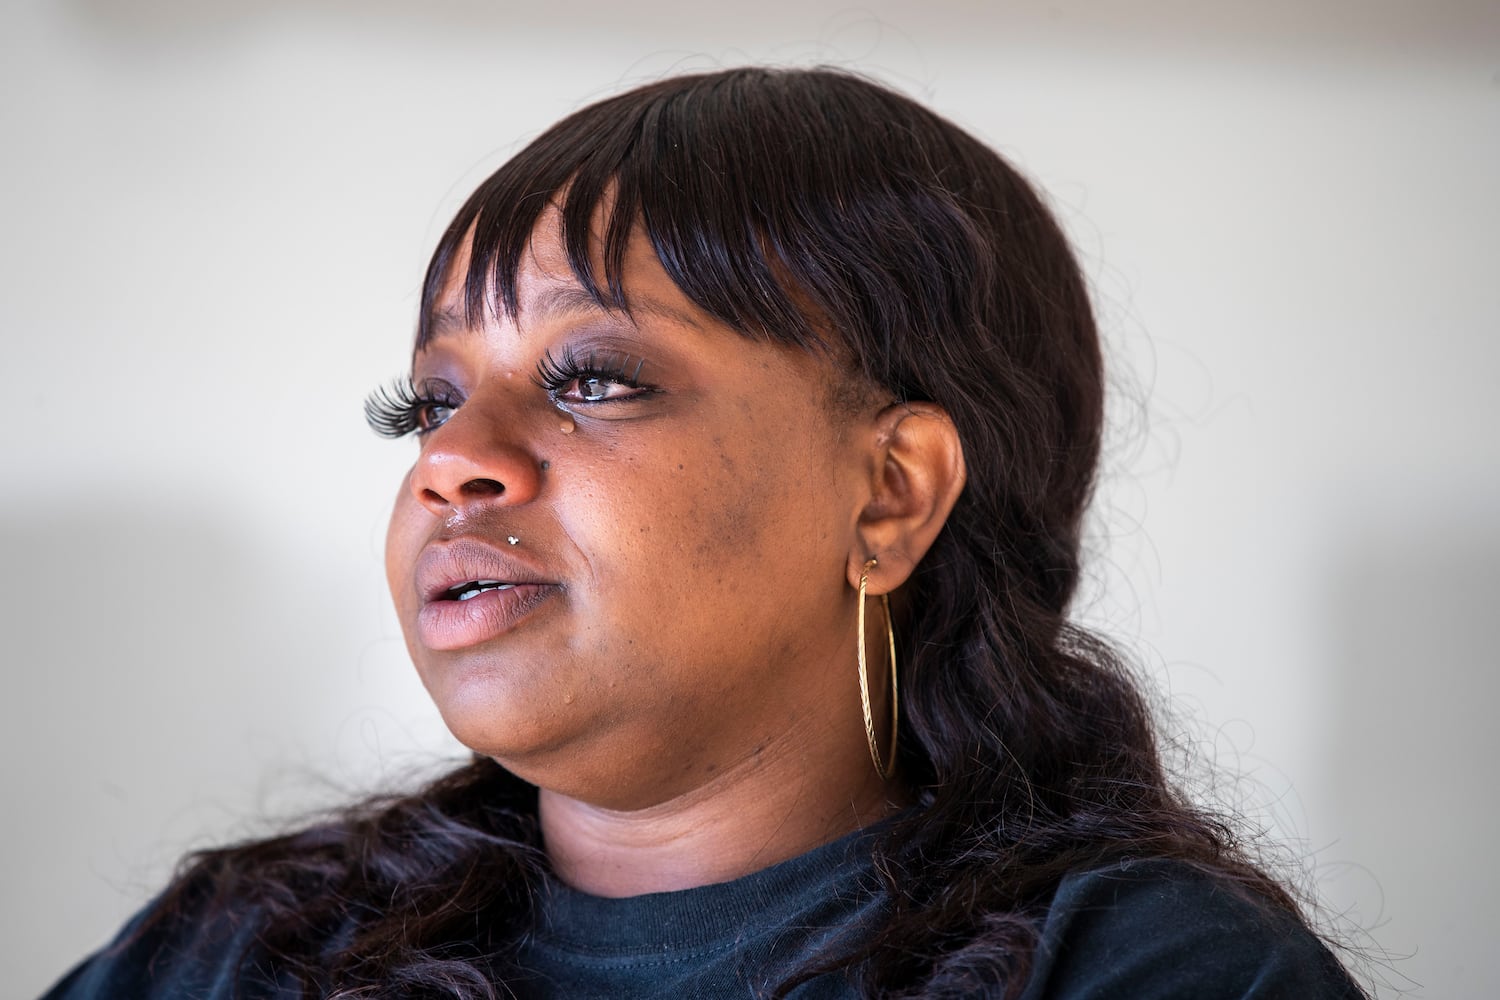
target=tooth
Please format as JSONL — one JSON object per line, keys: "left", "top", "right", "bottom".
{"left": 451, "top": 581, "right": 520, "bottom": 601}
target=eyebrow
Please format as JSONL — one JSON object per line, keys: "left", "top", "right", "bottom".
{"left": 425, "top": 283, "right": 704, "bottom": 341}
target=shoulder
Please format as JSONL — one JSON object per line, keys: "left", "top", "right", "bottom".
{"left": 1017, "top": 859, "right": 1365, "bottom": 1000}
{"left": 38, "top": 877, "right": 286, "bottom": 1000}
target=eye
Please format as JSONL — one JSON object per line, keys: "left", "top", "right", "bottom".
{"left": 534, "top": 347, "right": 654, "bottom": 406}
{"left": 415, "top": 399, "right": 456, "bottom": 431}
{"left": 569, "top": 374, "right": 638, "bottom": 402}
{"left": 363, "top": 377, "right": 465, "bottom": 439}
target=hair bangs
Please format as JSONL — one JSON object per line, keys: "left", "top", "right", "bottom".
{"left": 415, "top": 70, "right": 887, "bottom": 358}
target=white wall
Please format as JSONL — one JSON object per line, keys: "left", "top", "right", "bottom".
{"left": 4, "top": 2, "right": 1496, "bottom": 995}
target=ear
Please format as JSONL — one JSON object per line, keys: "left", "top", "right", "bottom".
{"left": 845, "top": 402, "right": 966, "bottom": 595}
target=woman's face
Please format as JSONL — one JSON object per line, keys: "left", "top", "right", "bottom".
{"left": 385, "top": 215, "right": 876, "bottom": 810}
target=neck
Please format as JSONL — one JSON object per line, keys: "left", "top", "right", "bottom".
{"left": 539, "top": 730, "right": 901, "bottom": 898}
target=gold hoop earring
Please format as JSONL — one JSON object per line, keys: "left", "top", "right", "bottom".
{"left": 857, "top": 558, "right": 899, "bottom": 779}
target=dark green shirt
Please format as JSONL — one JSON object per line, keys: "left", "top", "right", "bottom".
{"left": 42, "top": 830, "right": 1363, "bottom": 999}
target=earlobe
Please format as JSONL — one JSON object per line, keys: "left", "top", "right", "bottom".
{"left": 848, "top": 402, "right": 966, "bottom": 594}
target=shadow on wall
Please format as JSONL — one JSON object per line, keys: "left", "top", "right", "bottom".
{"left": 58, "top": 0, "right": 1500, "bottom": 54}
{"left": 0, "top": 491, "right": 431, "bottom": 995}
{"left": 1319, "top": 530, "right": 1500, "bottom": 1000}
{"left": 59, "top": 0, "right": 763, "bottom": 38}
{"left": 1, "top": 494, "right": 365, "bottom": 784}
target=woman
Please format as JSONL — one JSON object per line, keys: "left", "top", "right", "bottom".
{"left": 43, "top": 67, "right": 1365, "bottom": 998}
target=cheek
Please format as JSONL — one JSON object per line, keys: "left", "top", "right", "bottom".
{"left": 384, "top": 472, "right": 424, "bottom": 606}
{"left": 556, "top": 442, "right": 764, "bottom": 632}
{"left": 614, "top": 418, "right": 830, "bottom": 593}
{"left": 693, "top": 435, "right": 771, "bottom": 555}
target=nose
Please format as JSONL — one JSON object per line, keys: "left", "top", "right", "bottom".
{"left": 407, "top": 399, "right": 542, "bottom": 518}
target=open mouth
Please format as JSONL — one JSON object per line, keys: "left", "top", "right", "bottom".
{"left": 443, "top": 580, "right": 520, "bottom": 602}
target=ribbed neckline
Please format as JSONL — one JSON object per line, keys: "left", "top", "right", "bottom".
{"left": 530, "top": 823, "right": 884, "bottom": 955}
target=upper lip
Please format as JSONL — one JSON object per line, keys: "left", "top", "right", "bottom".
{"left": 415, "top": 536, "right": 558, "bottom": 603}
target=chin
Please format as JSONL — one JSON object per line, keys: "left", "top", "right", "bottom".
{"left": 419, "top": 663, "right": 566, "bottom": 756}
{"left": 439, "top": 705, "right": 687, "bottom": 810}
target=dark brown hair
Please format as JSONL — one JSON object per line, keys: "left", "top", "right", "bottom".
{"left": 158, "top": 66, "right": 1319, "bottom": 998}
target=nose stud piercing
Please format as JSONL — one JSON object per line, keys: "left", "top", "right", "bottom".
{"left": 507, "top": 536, "right": 519, "bottom": 546}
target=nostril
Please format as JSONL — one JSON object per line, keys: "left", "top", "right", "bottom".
{"left": 460, "top": 477, "right": 505, "bottom": 498}
{"left": 418, "top": 477, "right": 507, "bottom": 511}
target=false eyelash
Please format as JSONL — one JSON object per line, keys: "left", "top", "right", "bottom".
{"left": 533, "top": 345, "right": 648, "bottom": 396}
{"left": 363, "top": 376, "right": 463, "bottom": 438}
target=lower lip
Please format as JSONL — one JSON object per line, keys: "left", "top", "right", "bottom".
{"left": 416, "top": 585, "right": 559, "bottom": 650}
